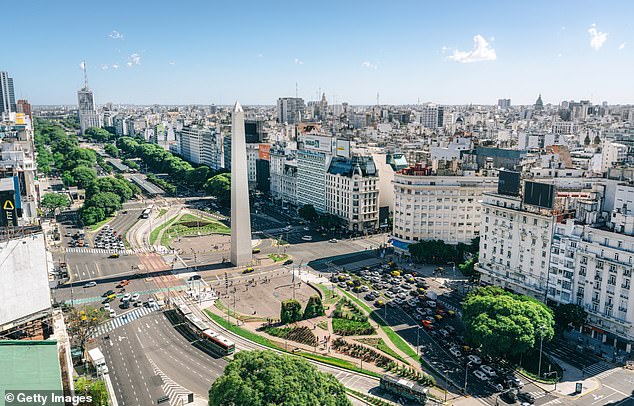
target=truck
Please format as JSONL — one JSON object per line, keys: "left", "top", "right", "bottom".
{"left": 87, "top": 348, "right": 109, "bottom": 375}
{"left": 426, "top": 291, "right": 438, "bottom": 301}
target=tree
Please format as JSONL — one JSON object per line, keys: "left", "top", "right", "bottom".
{"left": 462, "top": 286, "right": 554, "bottom": 358}
{"left": 205, "top": 173, "right": 231, "bottom": 204}
{"left": 189, "top": 166, "right": 211, "bottom": 189}
{"left": 75, "top": 377, "right": 108, "bottom": 406}
{"left": 104, "top": 143, "right": 119, "bottom": 158}
{"left": 209, "top": 350, "right": 350, "bottom": 406}
{"left": 41, "top": 193, "right": 71, "bottom": 216}
{"left": 66, "top": 306, "right": 108, "bottom": 353}
{"left": 298, "top": 204, "right": 318, "bottom": 222}
{"left": 552, "top": 303, "right": 587, "bottom": 334}
{"left": 85, "top": 127, "right": 114, "bottom": 142}
{"left": 71, "top": 166, "right": 97, "bottom": 189}
{"left": 81, "top": 206, "right": 105, "bottom": 225}
{"left": 458, "top": 253, "right": 479, "bottom": 278}
{"left": 584, "top": 135, "right": 591, "bottom": 146}
{"left": 318, "top": 213, "right": 340, "bottom": 231}
{"left": 85, "top": 191, "right": 122, "bottom": 216}
{"left": 408, "top": 239, "right": 466, "bottom": 264}
{"left": 303, "top": 295, "right": 325, "bottom": 319}
{"left": 280, "top": 299, "right": 303, "bottom": 324}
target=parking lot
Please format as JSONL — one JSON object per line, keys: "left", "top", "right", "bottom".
{"left": 328, "top": 262, "right": 548, "bottom": 405}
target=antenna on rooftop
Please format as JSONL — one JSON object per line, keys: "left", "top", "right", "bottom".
{"left": 295, "top": 82, "right": 298, "bottom": 98}
{"left": 376, "top": 92, "right": 380, "bottom": 106}
{"left": 82, "top": 60, "right": 88, "bottom": 89}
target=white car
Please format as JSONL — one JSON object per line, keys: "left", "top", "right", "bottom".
{"left": 84, "top": 281, "right": 97, "bottom": 288}
{"left": 109, "top": 309, "right": 116, "bottom": 318}
{"left": 131, "top": 293, "right": 140, "bottom": 302}
{"left": 301, "top": 235, "right": 312, "bottom": 241}
{"left": 467, "top": 354, "right": 482, "bottom": 365}
{"left": 449, "top": 347, "right": 462, "bottom": 358}
{"left": 122, "top": 293, "right": 131, "bottom": 301}
{"left": 480, "top": 365, "right": 497, "bottom": 377}
{"left": 103, "top": 303, "right": 111, "bottom": 311}
{"left": 329, "top": 238, "right": 338, "bottom": 243}
{"left": 473, "top": 369, "right": 489, "bottom": 381}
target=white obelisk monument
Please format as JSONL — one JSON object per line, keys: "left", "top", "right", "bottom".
{"left": 230, "top": 101, "right": 252, "bottom": 266}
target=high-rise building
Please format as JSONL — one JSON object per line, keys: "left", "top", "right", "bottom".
{"left": 0, "top": 72, "right": 16, "bottom": 117}
{"left": 497, "top": 98, "right": 511, "bottom": 109}
{"left": 419, "top": 104, "right": 444, "bottom": 129}
{"left": 534, "top": 94, "right": 544, "bottom": 111}
{"left": 325, "top": 156, "right": 380, "bottom": 232}
{"left": 230, "top": 101, "right": 252, "bottom": 267}
{"left": 178, "top": 125, "right": 223, "bottom": 170}
{"left": 277, "top": 97, "right": 305, "bottom": 124}
{"left": 77, "top": 63, "right": 101, "bottom": 134}
{"left": 392, "top": 164, "right": 497, "bottom": 249}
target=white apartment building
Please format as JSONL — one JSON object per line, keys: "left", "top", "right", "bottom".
{"left": 270, "top": 146, "right": 298, "bottom": 208}
{"left": 476, "top": 192, "right": 555, "bottom": 301}
{"left": 418, "top": 104, "right": 444, "bottom": 129}
{"left": 551, "top": 220, "right": 634, "bottom": 353}
{"left": 325, "top": 156, "right": 380, "bottom": 232}
{"left": 246, "top": 143, "right": 259, "bottom": 187}
{"left": 179, "top": 125, "right": 222, "bottom": 170}
{"left": 602, "top": 142, "right": 628, "bottom": 172}
{"left": 392, "top": 164, "right": 497, "bottom": 249}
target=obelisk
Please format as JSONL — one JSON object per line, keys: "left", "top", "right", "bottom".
{"left": 230, "top": 101, "right": 252, "bottom": 266}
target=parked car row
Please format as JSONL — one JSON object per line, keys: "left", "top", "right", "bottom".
{"left": 95, "top": 225, "right": 125, "bottom": 250}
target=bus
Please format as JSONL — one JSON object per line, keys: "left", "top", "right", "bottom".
{"left": 380, "top": 375, "right": 428, "bottom": 404}
{"left": 140, "top": 208, "right": 151, "bottom": 219}
{"left": 174, "top": 300, "right": 236, "bottom": 356}
{"left": 201, "top": 329, "right": 236, "bottom": 355}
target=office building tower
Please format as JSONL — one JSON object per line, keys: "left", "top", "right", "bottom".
{"left": 497, "top": 98, "right": 511, "bottom": 109}
{"left": 0, "top": 72, "right": 16, "bottom": 117}
{"left": 419, "top": 104, "right": 444, "bottom": 129}
{"left": 277, "top": 97, "right": 305, "bottom": 124}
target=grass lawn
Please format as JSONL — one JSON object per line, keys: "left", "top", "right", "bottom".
{"left": 157, "top": 208, "right": 168, "bottom": 218}
{"left": 149, "top": 214, "right": 179, "bottom": 245}
{"left": 514, "top": 349, "right": 563, "bottom": 383}
{"left": 204, "top": 310, "right": 278, "bottom": 349}
{"left": 87, "top": 216, "right": 114, "bottom": 232}
{"left": 267, "top": 253, "right": 289, "bottom": 262}
{"left": 356, "top": 338, "right": 408, "bottom": 365}
{"left": 297, "top": 352, "right": 382, "bottom": 379}
{"left": 316, "top": 284, "right": 339, "bottom": 305}
{"left": 159, "top": 214, "right": 230, "bottom": 248}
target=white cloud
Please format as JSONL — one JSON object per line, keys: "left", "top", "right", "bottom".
{"left": 557, "top": 53, "right": 563, "bottom": 57}
{"left": 619, "top": 42, "right": 626, "bottom": 50}
{"left": 256, "top": 53, "right": 264, "bottom": 58}
{"left": 361, "top": 61, "right": 377, "bottom": 70}
{"left": 441, "top": 46, "right": 449, "bottom": 54}
{"left": 108, "top": 30, "right": 124, "bottom": 40}
{"left": 127, "top": 53, "right": 141, "bottom": 66}
{"left": 79, "top": 61, "right": 85, "bottom": 70}
{"left": 100, "top": 64, "right": 109, "bottom": 70}
{"left": 169, "top": 61, "right": 175, "bottom": 65}
{"left": 588, "top": 24, "right": 608, "bottom": 50}
{"left": 294, "top": 58, "right": 304, "bottom": 65}
{"left": 447, "top": 34, "right": 496, "bottom": 63}
{"left": 561, "top": 26, "right": 567, "bottom": 31}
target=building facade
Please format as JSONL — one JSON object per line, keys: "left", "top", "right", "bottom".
{"left": 277, "top": 97, "right": 305, "bottom": 124}
{"left": 0, "top": 72, "right": 16, "bottom": 117}
{"left": 77, "top": 88, "right": 100, "bottom": 134}
{"left": 392, "top": 164, "right": 497, "bottom": 248}
{"left": 296, "top": 149, "right": 329, "bottom": 213}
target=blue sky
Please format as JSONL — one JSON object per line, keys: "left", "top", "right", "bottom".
{"left": 5, "top": 0, "right": 634, "bottom": 105}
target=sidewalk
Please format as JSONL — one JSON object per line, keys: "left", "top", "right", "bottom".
{"left": 522, "top": 355, "right": 601, "bottom": 400}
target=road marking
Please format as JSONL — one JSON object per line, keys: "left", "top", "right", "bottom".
{"left": 603, "top": 384, "right": 629, "bottom": 397}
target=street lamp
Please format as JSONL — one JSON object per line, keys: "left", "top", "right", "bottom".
{"left": 538, "top": 324, "right": 546, "bottom": 379}
{"left": 464, "top": 361, "right": 472, "bottom": 394}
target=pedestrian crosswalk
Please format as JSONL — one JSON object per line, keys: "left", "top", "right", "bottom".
{"left": 148, "top": 358, "right": 191, "bottom": 406}
{"left": 585, "top": 361, "right": 616, "bottom": 379}
{"left": 66, "top": 246, "right": 171, "bottom": 255}
{"left": 92, "top": 306, "right": 158, "bottom": 337}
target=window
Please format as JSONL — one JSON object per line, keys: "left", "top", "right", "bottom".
{"left": 608, "top": 275, "right": 616, "bottom": 286}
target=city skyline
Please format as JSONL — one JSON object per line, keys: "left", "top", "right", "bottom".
{"left": 4, "top": 0, "right": 634, "bottom": 105}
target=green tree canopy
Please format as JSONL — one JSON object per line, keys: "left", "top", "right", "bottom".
{"left": 85, "top": 127, "right": 115, "bottom": 142}
{"left": 408, "top": 239, "right": 468, "bottom": 264}
{"left": 61, "top": 171, "right": 75, "bottom": 187}
{"left": 204, "top": 173, "right": 231, "bottom": 204}
{"left": 40, "top": 193, "right": 71, "bottom": 215}
{"left": 280, "top": 299, "right": 303, "bottom": 324}
{"left": 552, "top": 303, "right": 587, "bottom": 334}
{"left": 85, "top": 191, "right": 122, "bottom": 216}
{"left": 462, "top": 286, "right": 554, "bottom": 358}
{"left": 298, "top": 204, "right": 318, "bottom": 222}
{"left": 71, "top": 166, "right": 98, "bottom": 189}
{"left": 81, "top": 206, "right": 106, "bottom": 226}
{"left": 209, "top": 350, "right": 350, "bottom": 406}
{"left": 303, "top": 295, "right": 325, "bottom": 319}
{"left": 103, "top": 143, "right": 119, "bottom": 158}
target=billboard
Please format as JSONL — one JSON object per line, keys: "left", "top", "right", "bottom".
{"left": 523, "top": 181, "right": 555, "bottom": 209}
{"left": 336, "top": 139, "right": 350, "bottom": 158}
{"left": 301, "top": 135, "right": 333, "bottom": 153}
{"left": 258, "top": 144, "right": 271, "bottom": 161}
{"left": 0, "top": 190, "right": 17, "bottom": 226}
{"left": 497, "top": 170, "right": 521, "bottom": 196}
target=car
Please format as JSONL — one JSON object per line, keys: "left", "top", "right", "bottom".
{"left": 303, "top": 227, "right": 310, "bottom": 231}
{"left": 473, "top": 370, "right": 489, "bottom": 381}
{"left": 103, "top": 303, "right": 111, "bottom": 311}
{"left": 506, "top": 375, "right": 523, "bottom": 388}
{"left": 493, "top": 383, "right": 504, "bottom": 392}
{"left": 426, "top": 300, "right": 437, "bottom": 308}
{"left": 449, "top": 347, "right": 462, "bottom": 358}
{"left": 387, "top": 300, "right": 397, "bottom": 307}
{"left": 108, "top": 253, "right": 119, "bottom": 259}
{"left": 122, "top": 293, "right": 131, "bottom": 301}
{"left": 84, "top": 281, "right": 97, "bottom": 288}
{"left": 243, "top": 267, "right": 255, "bottom": 274}
{"left": 131, "top": 293, "right": 140, "bottom": 302}
{"left": 480, "top": 365, "right": 497, "bottom": 377}
{"left": 283, "top": 259, "right": 294, "bottom": 265}
{"left": 102, "top": 290, "right": 116, "bottom": 297}
{"left": 147, "top": 298, "right": 157, "bottom": 308}
{"left": 301, "top": 235, "right": 312, "bottom": 241}
{"left": 328, "top": 238, "right": 338, "bottom": 243}
{"left": 109, "top": 309, "right": 116, "bottom": 318}
{"left": 117, "top": 280, "right": 130, "bottom": 288}
{"left": 517, "top": 392, "right": 535, "bottom": 404}
{"left": 467, "top": 355, "right": 482, "bottom": 365}
{"left": 501, "top": 389, "right": 518, "bottom": 403}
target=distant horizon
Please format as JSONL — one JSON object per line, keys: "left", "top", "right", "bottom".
{"left": 4, "top": 0, "right": 633, "bottom": 105}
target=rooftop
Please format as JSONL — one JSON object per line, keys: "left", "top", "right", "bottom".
{"left": 0, "top": 233, "right": 52, "bottom": 332}
{"left": 0, "top": 340, "right": 63, "bottom": 396}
